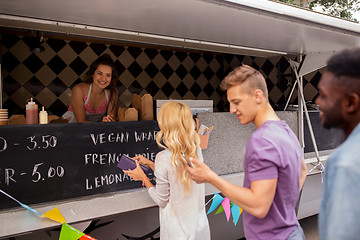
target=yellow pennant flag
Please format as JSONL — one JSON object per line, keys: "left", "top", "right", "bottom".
{"left": 43, "top": 207, "right": 66, "bottom": 223}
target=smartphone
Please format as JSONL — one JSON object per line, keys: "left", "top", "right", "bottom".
{"left": 182, "top": 153, "right": 194, "bottom": 168}
{"left": 117, "top": 154, "right": 149, "bottom": 173}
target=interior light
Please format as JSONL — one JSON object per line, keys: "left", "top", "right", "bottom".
{"left": 29, "top": 31, "right": 45, "bottom": 53}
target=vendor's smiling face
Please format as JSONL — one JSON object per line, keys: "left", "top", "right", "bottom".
{"left": 92, "top": 64, "right": 112, "bottom": 89}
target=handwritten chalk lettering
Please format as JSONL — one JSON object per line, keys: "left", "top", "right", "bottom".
{"left": 31, "top": 163, "right": 44, "bottom": 183}
{"left": 0, "top": 137, "right": 7, "bottom": 152}
{"left": 85, "top": 172, "right": 133, "bottom": 190}
{"left": 42, "top": 135, "right": 57, "bottom": 149}
{"left": 31, "top": 163, "right": 65, "bottom": 183}
{"left": 26, "top": 135, "right": 57, "bottom": 151}
{"left": 4, "top": 168, "right": 16, "bottom": 186}
{"left": 134, "top": 131, "right": 158, "bottom": 142}
{"left": 90, "top": 132, "right": 129, "bottom": 145}
{"left": 48, "top": 166, "right": 65, "bottom": 178}
{"left": 84, "top": 153, "right": 121, "bottom": 165}
{"left": 137, "top": 152, "right": 156, "bottom": 161}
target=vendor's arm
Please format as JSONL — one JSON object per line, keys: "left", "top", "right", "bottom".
{"left": 102, "top": 90, "right": 118, "bottom": 122}
{"left": 187, "top": 158, "right": 276, "bottom": 219}
{"left": 71, "top": 84, "right": 87, "bottom": 122}
{"left": 299, "top": 158, "right": 307, "bottom": 191}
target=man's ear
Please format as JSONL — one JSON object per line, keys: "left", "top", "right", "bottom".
{"left": 254, "top": 89, "right": 264, "bottom": 104}
{"left": 344, "top": 93, "right": 360, "bottom": 114}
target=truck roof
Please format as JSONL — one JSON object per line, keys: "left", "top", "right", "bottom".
{"left": 1, "top": 0, "right": 359, "bottom": 73}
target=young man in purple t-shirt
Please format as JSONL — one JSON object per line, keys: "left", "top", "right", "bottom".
{"left": 187, "top": 65, "right": 307, "bottom": 239}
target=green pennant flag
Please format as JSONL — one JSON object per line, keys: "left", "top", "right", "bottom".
{"left": 59, "top": 223, "right": 84, "bottom": 240}
{"left": 215, "top": 202, "right": 233, "bottom": 215}
{"left": 215, "top": 204, "right": 224, "bottom": 215}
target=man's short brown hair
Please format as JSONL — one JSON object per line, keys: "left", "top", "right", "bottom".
{"left": 220, "top": 64, "right": 268, "bottom": 99}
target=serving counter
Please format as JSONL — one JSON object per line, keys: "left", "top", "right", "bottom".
{"left": 0, "top": 111, "right": 343, "bottom": 239}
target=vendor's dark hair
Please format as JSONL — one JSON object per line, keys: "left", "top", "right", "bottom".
{"left": 84, "top": 53, "right": 119, "bottom": 111}
{"left": 327, "top": 48, "right": 360, "bottom": 95}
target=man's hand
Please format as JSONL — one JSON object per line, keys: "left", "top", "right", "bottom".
{"left": 186, "top": 158, "right": 217, "bottom": 184}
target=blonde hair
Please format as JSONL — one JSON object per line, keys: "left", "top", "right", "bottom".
{"left": 220, "top": 64, "right": 268, "bottom": 99}
{"left": 156, "top": 101, "right": 200, "bottom": 193}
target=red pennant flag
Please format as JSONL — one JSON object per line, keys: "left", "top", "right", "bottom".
{"left": 79, "top": 234, "right": 98, "bottom": 240}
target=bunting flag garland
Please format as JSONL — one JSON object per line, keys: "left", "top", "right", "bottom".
{"left": 215, "top": 204, "right": 225, "bottom": 215}
{"left": 215, "top": 202, "right": 233, "bottom": 215}
{"left": 0, "top": 189, "right": 42, "bottom": 216}
{"left": 206, "top": 192, "right": 224, "bottom": 214}
{"left": 206, "top": 192, "right": 243, "bottom": 226}
{"left": 43, "top": 207, "right": 66, "bottom": 224}
{"left": 1, "top": 187, "right": 242, "bottom": 238}
{"left": 59, "top": 223, "right": 84, "bottom": 240}
{"left": 79, "top": 234, "right": 98, "bottom": 240}
{"left": 0, "top": 189, "right": 97, "bottom": 240}
{"left": 221, "top": 197, "right": 231, "bottom": 222}
{"left": 231, "top": 203, "right": 243, "bottom": 226}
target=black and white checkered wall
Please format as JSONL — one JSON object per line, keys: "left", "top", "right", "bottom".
{"left": 1, "top": 32, "right": 323, "bottom": 116}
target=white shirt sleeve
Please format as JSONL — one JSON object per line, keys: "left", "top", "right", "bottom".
{"left": 148, "top": 152, "right": 170, "bottom": 208}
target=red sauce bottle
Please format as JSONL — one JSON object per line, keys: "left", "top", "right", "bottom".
{"left": 26, "top": 98, "right": 38, "bottom": 124}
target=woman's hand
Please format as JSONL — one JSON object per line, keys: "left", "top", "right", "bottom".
{"left": 123, "top": 161, "right": 148, "bottom": 182}
{"left": 102, "top": 114, "right": 115, "bottom": 122}
{"left": 124, "top": 161, "right": 154, "bottom": 189}
{"left": 133, "top": 155, "right": 151, "bottom": 166}
{"left": 133, "top": 155, "right": 155, "bottom": 171}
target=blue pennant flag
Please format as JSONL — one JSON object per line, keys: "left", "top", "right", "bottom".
{"left": 231, "top": 203, "right": 242, "bottom": 226}
{"left": 207, "top": 192, "right": 224, "bottom": 215}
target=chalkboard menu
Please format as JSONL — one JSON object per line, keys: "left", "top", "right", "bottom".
{"left": 0, "top": 121, "right": 161, "bottom": 210}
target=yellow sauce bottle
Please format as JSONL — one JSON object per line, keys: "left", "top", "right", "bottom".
{"left": 39, "top": 106, "right": 48, "bottom": 124}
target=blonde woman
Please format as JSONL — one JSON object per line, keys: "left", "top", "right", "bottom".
{"left": 124, "top": 101, "right": 210, "bottom": 240}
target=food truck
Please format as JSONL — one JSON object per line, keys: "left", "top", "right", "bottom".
{"left": 1, "top": 0, "right": 360, "bottom": 239}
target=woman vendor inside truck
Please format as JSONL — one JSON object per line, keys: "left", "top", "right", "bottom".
{"left": 63, "top": 54, "right": 119, "bottom": 123}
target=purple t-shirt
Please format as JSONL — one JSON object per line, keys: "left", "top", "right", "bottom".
{"left": 243, "top": 120, "right": 302, "bottom": 240}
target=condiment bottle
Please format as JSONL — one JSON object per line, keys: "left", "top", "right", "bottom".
{"left": 39, "top": 106, "right": 48, "bottom": 124}
{"left": 26, "top": 98, "right": 38, "bottom": 124}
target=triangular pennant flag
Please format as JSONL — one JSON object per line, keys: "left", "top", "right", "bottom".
{"left": 215, "top": 202, "right": 233, "bottom": 215}
{"left": 43, "top": 207, "right": 66, "bottom": 223}
{"left": 231, "top": 203, "right": 242, "bottom": 226}
{"left": 207, "top": 192, "right": 224, "bottom": 215}
{"left": 221, "top": 197, "right": 231, "bottom": 222}
{"left": 79, "top": 234, "right": 98, "bottom": 240}
{"left": 59, "top": 223, "right": 84, "bottom": 240}
{"left": 215, "top": 204, "right": 224, "bottom": 215}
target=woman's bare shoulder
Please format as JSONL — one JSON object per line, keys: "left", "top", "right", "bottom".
{"left": 72, "top": 83, "right": 88, "bottom": 93}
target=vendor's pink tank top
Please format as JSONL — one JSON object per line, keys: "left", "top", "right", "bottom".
{"left": 68, "top": 84, "right": 109, "bottom": 122}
